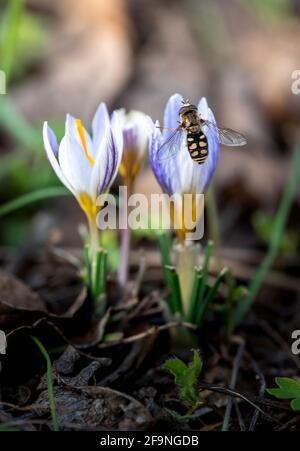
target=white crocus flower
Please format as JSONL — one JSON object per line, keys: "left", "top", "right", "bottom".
{"left": 43, "top": 103, "right": 123, "bottom": 226}
{"left": 114, "top": 109, "right": 152, "bottom": 186}
{"left": 113, "top": 109, "right": 152, "bottom": 287}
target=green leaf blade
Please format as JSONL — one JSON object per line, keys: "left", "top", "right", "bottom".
{"left": 163, "top": 358, "right": 188, "bottom": 385}
{"left": 291, "top": 398, "right": 300, "bottom": 411}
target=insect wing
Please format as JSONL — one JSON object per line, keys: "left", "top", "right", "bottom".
{"left": 157, "top": 127, "right": 184, "bottom": 161}
{"left": 202, "top": 120, "right": 247, "bottom": 147}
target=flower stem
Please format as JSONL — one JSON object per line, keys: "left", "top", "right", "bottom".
{"left": 118, "top": 226, "right": 131, "bottom": 287}
{"left": 88, "top": 216, "right": 100, "bottom": 261}
{"left": 118, "top": 181, "right": 133, "bottom": 287}
{"left": 165, "top": 265, "right": 183, "bottom": 315}
{"left": 87, "top": 216, "right": 107, "bottom": 318}
{"left": 174, "top": 241, "right": 200, "bottom": 317}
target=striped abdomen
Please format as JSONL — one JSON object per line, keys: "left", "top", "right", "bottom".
{"left": 186, "top": 131, "right": 208, "bottom": 164}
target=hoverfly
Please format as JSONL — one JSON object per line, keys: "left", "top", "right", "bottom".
{"left": 157, "top": 100, "right": 247, "bottom": 164}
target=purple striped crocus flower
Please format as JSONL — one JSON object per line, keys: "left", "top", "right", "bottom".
{"left": 149, "top": 93, "right": 220, "bottom": 243}
{"left": 115, "top": 109, "right": 152, "bottom": 186}
{"left": 150, "top": 93, "right": 220, "bottom": 198}
{"left": 43, "top": 103, "right": 123, "bottom": 223}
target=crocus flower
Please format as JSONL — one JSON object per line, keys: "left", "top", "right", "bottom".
{"left": 150, "top": 93, "right": 220, "bottom": 243}
{"left": 150, "top": 93, "right": 220, "bottom": 313}
{"left": 115, "top": 109, "right": 152, "bottom": 187}
{"left": 43, "top": 103, "right": 123, "bottom": 228}
{"left": 113, "top": 109, "right": 152, "bottom": 286}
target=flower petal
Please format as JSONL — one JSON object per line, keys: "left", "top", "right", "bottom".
{"left": 149, "top": 121, "right": 169, "bottom": 193}
{"left": 150, "top": 96, "right": 220, "bottom": 197}
{"left": 198, "top": 97, "right": 209, "bottom": 119}
{"left": 92, "top": 102, "right": 110, "bottom": 156}
{"left": 124, "top": 110, "right": 151, "bottom": 155}
{"left": 58, "top": 115, "right": 93, "bottom": 195}
{"left": 198, "top": 97, "right": 220, "bottom": 191}
{"left": 43, "top": 122, "right": 75, "bottom": 195}
{"left": 150, "top": 104, "right": 198, "bottom": 196}
{"left": 67, "top": 113, "right": 95, "bottom": 160}
{"left": 111, "top": 109, "right": 124, "bottom": 153}
{"left": 164, "top": 93, "right": 184, "bottom": 131}
{"left": 91, "top": 123, "right": 123, "bottom": 198}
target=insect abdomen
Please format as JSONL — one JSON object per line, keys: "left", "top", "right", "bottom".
{"left": 187, "top": 131, "right": 208, "bottom": 164}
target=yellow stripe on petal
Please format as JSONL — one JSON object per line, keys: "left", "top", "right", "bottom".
{"left": 76, "top": 119, "right": 94, "bottom": 166}
{"left": 78, "top": 192, "right": 97, "bottom": 221}
{"left": 170, "top": 193, "right": 204, "bottom": 244}
{"left": 119, "top": 149, "right": 142, "bottom": 181}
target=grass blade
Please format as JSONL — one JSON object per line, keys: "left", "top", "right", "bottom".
{"left": 197, "top": 267, "right": 228, "bottom": 327}
{"left": 235, "top": 147, "right": 300, "bottom": 326}
{"left": 30, "top": 336, "right": 58, "bottom": 431}
{"left": 158, "top": 231, "right": 172, "bottom": 281}
{"left": 0, "top": 187, "right": 69, "bottom": 217}
{"left": 187, "top": 266, "right": 202, "bottom": 322}
{"left": 0, "top": 426, "right": 20, "bottom": 431}
{"left": 92, "top": 248, "right": 108, "bottom": 319}
{"left": 0, "top": 99, "right": 41, "bottom": 149}
{"left": 165, "top": 265, "right": 183, "bottom": 315}
{"left": 0, "top": 0, "right": 24, "bottom": 82}
{"left": 197, "top": 240, "right": 214, "bottom": 307}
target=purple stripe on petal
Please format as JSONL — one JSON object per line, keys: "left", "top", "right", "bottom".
{"left": 198, "top": 99, "right": 220, "bottom": 191}
{"left": 92, "top": 102, "right": 110, "bottom": 152}
{"left": 99, "top": 128, "right": 118, "bottom": 193}
{"left": 123, "top": 126, "right": 138, "bottom": 151}
{"left": 149, "top": 123, "right": 173, "bottom": 195}
{"left": 164, "top": 93, "right": 183, "bottom": 130}
{"left": 46, "top": 124, "right": 59, "bottom": 157}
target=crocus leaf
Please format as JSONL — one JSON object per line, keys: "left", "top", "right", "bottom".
{"left": 163, "top": 358, "right": 188, "bottom": 385}
{"left": 165, "top": 406, "right": 204, "bottom": 422}
{"left": 164, "top": 351, "right": 203, "bottom": 386}
{"left": 273, "top": 377, "right": 300, "bottom": 398}
{"left": 179, "top": 385, "right": 199, "bottom": 406}
{"left": 267, "top": 388, "right": 293, "bottom": 400}
{"left": 291, "top": 398, "right": 300, "bottom": 411}
{"left": 267, "top": 377, "right": 300, "bottom": 411}
{"left": 192, "top": 350, "right": 203, "bottom": 377}
{"left": 163, "top": 351, "right": 203, "bottom": 408}
{"left": 182, "top": 351, "right": 203, "bottom": 388}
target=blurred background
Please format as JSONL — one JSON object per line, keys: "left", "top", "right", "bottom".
{"left": 0, "top": 0, "right": 299, "bottom": 259}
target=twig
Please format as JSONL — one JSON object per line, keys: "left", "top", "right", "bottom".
{"left": 222, "top": 343, "right": 245, "bottom": 431}
{"left": 6, "top": 318, "right": 111, "bottom": 364}
{"left": 0, "top": 401, "right": 38, "bottom": 412}
{"left": 197, "top": 382, "right": 280, "bottom": 424}
{"left": 234, "top": 399, "right": 246, "bottom": 431}
{"left": 275, "top": 414, "right": 300, "bottom": 431}
{"left": 247, "top": 354, "right": 266, "bottom": 431}
{"left": 98, "top": 320, "right": 197, "bottom": 348}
